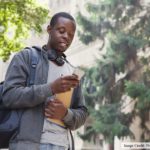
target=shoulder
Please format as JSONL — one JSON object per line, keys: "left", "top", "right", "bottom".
{"left": 15, "top": 47, "right": 30, "bottom": 58}
{"left": 15, "top": 47, "right": 40, "bottom": 61}
{"left": 10, "top": 47, "right": 33, "bottom": 67}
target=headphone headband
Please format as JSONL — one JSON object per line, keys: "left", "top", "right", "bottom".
{"left": 42, "top": 45, "right": 66, "bottom": 66}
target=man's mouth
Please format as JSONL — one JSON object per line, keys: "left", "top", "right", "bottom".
{"left": 59, "top": 42, "right": 68, "bottom": 48}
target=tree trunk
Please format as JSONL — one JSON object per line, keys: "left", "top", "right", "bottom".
{"left": 109, "top": 143, "right": 114, "bottom": 150}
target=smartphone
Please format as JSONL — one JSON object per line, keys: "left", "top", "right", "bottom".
{"left": 73, "top": 68, "right": 85, "bottom": 80}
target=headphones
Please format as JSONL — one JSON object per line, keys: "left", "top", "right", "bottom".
{"left": 42, "top": 45, "right": 66, "bottom": 66}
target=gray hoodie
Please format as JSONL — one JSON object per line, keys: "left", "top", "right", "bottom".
{"left": 2, "top": 47, "right": 88, "bottom": 150}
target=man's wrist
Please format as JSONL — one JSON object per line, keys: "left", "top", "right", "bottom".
{"left": 63, "top": 108, "right": 68, "bottom": 119}
{"left": 62, "top": 109, "right": 73, "bottom": 122}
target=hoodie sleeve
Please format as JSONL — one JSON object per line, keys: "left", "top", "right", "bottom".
{"left": 62, "top": 82, "right": 89, "bottom": 130}
{"left": 2, "top": 49, "right": 53, "bottom": 109}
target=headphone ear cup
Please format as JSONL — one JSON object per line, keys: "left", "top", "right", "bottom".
{"left": 56, "top": 57, "right": 65, "bottom": 66}
{"left": 47, "top": 49, "right": 65, "bottom": 66}
{"left": 43, "top": 45, "right": 65, "bottom": 66}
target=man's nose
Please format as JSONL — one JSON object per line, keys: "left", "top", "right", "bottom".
{"left": 63, "top": 32, "right": 69, "bottom": 40}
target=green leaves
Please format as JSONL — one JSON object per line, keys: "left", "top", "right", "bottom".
{"left": 89, "top": 104, "right": 132, "bottom": 143}
{"left": 125, "top": 81, "right": 150, "bottom": 110}
{"left": 0, "top": 0, "right": 49, "bottom": 61}
{"left": 125, "top": 81, "right": 146, "bottom": 98}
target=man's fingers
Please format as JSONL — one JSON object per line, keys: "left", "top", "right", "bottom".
{"left": 45, "top": 108, "right": 54, "bottom": 113}
{"left": 45, "top": 112, "right": 52, "bottom": 118}
{"left": 61, "top": 79, "right": 79, "bottom": 88}
{"left": 45, "top": 108, "right": 54, "bottom": 118}
{"left": 62, "top": 75, "right": 78, "bottom": 80}
{"left": 51, "top": 74, "right": 79, "bottom": 94}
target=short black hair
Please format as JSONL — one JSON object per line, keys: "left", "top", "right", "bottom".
{"left": 50, "top": 12, "right": 75, "bottom": 27}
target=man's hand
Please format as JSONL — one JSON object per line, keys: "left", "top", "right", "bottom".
{"left": 50, "top": 75, "right": 79, "bottom": 94}
{"left": 45, "top": 99, "right": 67, "bottom": 120}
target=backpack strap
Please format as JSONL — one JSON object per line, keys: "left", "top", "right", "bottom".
{"left": 26, "top": 47, "right": 39, "bottom": 86}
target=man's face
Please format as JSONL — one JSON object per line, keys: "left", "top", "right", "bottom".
{"left": 47, "top": 17, "right": 76, "bottom": 53}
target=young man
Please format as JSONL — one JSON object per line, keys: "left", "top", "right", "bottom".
{"left": 2, "top": 12, "right": 88, "bottom": 150}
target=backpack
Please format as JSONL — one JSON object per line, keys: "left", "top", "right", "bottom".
{"left": 0, "top": 47, "right": 39, "bottom": 148}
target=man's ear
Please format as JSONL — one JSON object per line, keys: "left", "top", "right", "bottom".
{"left": 47, "top": 25, "right": 52, "bottom": 34}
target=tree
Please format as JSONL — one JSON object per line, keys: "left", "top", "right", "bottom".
{"left": 77, "top": 0, "right": 150, "bottom": 149}
{"left": 0, "top": 0, "right": 49, "bottom": 61}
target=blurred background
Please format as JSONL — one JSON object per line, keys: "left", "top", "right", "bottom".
{"left": 0, "top": 0, "right": 150, "bottom": 150}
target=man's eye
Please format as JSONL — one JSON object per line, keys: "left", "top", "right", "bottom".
{"left": 59, "top": 29, "right": 65, "bottom": 33}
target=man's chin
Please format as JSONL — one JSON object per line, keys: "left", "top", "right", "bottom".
{"left": 56, "top": 47, "right": 67, "bottom": 53}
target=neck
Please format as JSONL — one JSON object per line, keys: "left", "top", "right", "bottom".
{"left": 43, "top": 44, "right": 53, "bottom": 53}
{"left": 44, "top": 44, "right": 51, "bottom": 51}
{"left": 43, "top": 44, "right": 66, "bottom": 59}
{"left": 44, "top": 44, "right": 63, "bottom": 56}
